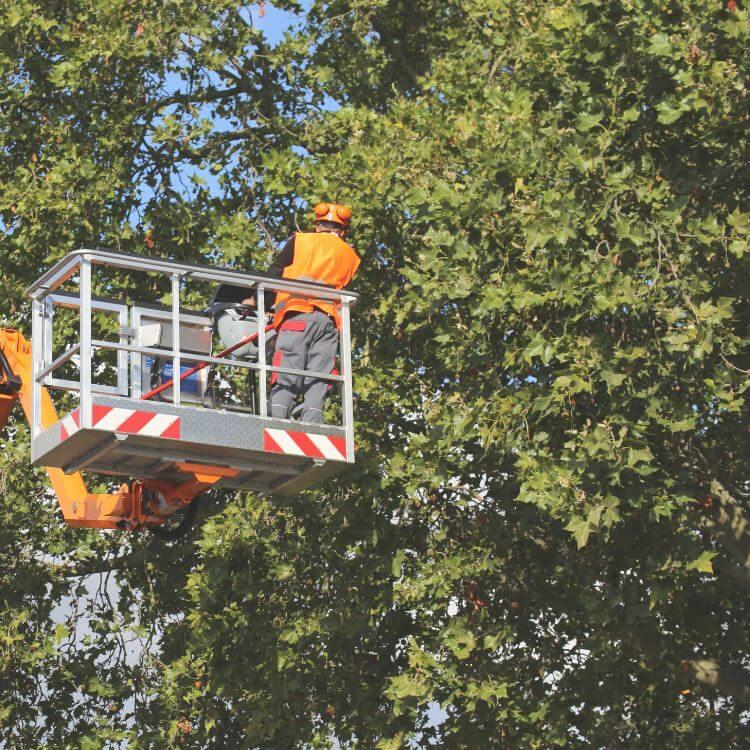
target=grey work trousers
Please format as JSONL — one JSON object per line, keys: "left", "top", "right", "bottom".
{"left": 270, "top": 310, "right": 339, "bottom": 424}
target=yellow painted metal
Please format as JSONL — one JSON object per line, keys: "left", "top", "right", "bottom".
{"left": 0, "top": 328, "right": 133, "bottom": 529}
{"left": 173, "top": 462, "right": 239, "bottom": 485}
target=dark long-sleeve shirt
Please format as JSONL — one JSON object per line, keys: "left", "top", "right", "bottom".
{"left": 267, "top": 236, "right": 295, "bottom": 279}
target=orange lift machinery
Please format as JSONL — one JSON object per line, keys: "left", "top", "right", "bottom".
{"left": 0, "top": 250, "right": 357, "bottom": 536}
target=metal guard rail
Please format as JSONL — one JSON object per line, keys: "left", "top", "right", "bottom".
{"left": 27, "top": 249, "right": 358, "bottom": 463}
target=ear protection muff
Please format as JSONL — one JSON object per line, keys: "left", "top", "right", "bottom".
{"left": 313, "top": 202, "right": 352, "bottom": 228}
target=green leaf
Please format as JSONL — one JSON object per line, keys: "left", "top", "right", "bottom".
{"left": 647, "top": 33, "right": 673, "bottom": 57}
{"left": 727, "top": 209, "right": 749, "bottom": 233}
{"left": 565, "top": 517, "right": 591, "bottom": 549}
{"left": 686, "top": 551, "right": 716, "bottom": 574}
{"left": 576, "top": 112, "right": 603, "bottom": 132}
{"left": 601, "top": 370, "right": 626, "bottom": 388}
{"left": 656, "top": 101, "right": 688, "bottom": 124}
{"left": 54, "top": 623, "right": 69, "bottom": 643}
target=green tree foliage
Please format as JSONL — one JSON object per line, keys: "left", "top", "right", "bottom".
{"left": 1, "top": 1, "right": 749, "bottom": 747}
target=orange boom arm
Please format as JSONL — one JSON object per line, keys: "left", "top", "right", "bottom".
{"left": 0, "top": 328, "right": 224, "bottom": 531}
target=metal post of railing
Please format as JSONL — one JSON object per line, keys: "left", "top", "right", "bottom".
{"left": 340, "top": 298, "right": 355, "bottom": 462}
{"left": 170, "top": 273, "right": 181, "bottom": 406}
{"left": 79, "top": 256, "right": 93, "bottom": 428}
{"left": 43, "top": 297, "right": 53, "bottom": 369}
{"left": 30, "top": 295, "right": 44, "bottom": 438}
{"left": 117, "top": 305, "right": 129, "bottom": 396}
{"left": 257, "top": 283, "right": 267, "bottom": 418}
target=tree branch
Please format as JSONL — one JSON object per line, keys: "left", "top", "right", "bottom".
{"left": 56, "top": 541, "right": 181, "bottom": 578}
{"left": 151, "top": 85, "right": 249, "bottom": 113}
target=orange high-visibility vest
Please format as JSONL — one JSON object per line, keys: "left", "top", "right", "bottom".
{"left": 273, "top": 232, "right": 360, "bottom": 329}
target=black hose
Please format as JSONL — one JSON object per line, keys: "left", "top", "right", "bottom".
{"left": 0, "top": 349, "right": 22, "bottom": 395}
{"left": 150, "top": 495, "right": 201, "bottom": 541}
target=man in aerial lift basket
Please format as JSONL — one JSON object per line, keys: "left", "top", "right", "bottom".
{"left": 264, "top": 202, "right": 360, "bottom": 423}
{"left": 214, "top": 202, "right": 360, "bottom": 422}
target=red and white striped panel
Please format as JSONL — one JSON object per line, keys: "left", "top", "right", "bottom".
{"left": 58, "top": 410, "right": 81, "bottom": 441}
{"left": 264, "top": 428, "right": 347, "bottom": 462}
{"left": 59, "top": 406, "right": 180, "bottom": 441}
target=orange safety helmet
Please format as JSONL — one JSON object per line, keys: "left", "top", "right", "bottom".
{"left": 313, "top": 202, "right": 352, "bottom": 229}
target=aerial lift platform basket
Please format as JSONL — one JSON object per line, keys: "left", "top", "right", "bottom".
{"left": 0, "top": 249, "right": 358, "bottom": 532}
